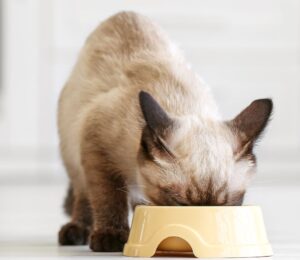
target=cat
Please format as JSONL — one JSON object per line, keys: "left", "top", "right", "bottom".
{"left": 57, "top": 11, "right": 273, "bottom": 252}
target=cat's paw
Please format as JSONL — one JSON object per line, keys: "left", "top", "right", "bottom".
{"left": 89, "top": 227, "right": 129, "bottom": 252}
{"left": 59, "top": 222, "right": 89, "bottom": 245}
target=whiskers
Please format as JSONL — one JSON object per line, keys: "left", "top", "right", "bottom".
{"left": 140, "top": 197, "right": 152, "bottom": 205}
{"left": 116, "top": 184, "right": 152, "bottom": 205}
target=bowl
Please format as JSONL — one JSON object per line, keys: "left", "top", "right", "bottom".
{"left": 123, "top": 205, "right": 273, "bottom": 258}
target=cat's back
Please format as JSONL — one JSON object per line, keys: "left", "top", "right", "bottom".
{"left": 87, "top": 11, "right": 170, "bottom": 55}
{"left": 59, "top": 11, "right": 171, "bottom": 114}
{"left": 57, "top": 12, "right": 172, "bottom": 165}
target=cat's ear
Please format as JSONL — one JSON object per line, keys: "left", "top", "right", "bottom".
{"left": 228, "top": 99, "right": 273, "bottom": 152}
{"left": 139, "top": 91, "right": 175, "bottom": 160}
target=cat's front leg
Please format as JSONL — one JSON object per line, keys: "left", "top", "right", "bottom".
{"left": 82, "top": 151, "right": 129, "bottom": 252}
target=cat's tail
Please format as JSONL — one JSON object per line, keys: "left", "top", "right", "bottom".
{"left": 63, "top": 184, "right": 74, "bottom": 216}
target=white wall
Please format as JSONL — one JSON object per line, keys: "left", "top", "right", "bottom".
{"left": 1, "top": 0, "right": 300, "bottom": 182}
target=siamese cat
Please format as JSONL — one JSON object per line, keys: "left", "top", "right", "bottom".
{"left": 57, "top": 11, "right": 273, "bottom": 252}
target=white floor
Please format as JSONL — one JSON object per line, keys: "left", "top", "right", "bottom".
{"left": 0, "top": 173, "right": 299, "bottom": 259}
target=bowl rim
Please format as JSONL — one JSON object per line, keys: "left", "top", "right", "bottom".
{"left": 135, "top": 205, "right": 259, "bottom": 210}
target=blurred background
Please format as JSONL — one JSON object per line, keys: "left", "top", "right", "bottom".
{"left": 0, "top": 0, "right": 299, "bottom": 258}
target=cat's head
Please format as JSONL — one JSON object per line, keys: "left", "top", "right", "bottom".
{"left": 137, "top": 91, "right": 273, "bottom": 206}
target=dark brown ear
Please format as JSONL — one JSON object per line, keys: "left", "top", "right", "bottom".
{"left": 139, "top": 91, "right": 175, "bottom": 160}
{"left": 139, "top": 91, "right": 173, "bottom": 136}
{"left": 229, "top": 99, "right": 273, "bottom": 147}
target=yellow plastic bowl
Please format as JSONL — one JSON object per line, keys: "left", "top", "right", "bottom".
{"left": 123, "top": 205, "right": 273, "bottom": 258}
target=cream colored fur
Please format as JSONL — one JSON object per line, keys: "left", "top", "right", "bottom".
{"left": 58, "top": 11, "right": 255, "bottom": 207}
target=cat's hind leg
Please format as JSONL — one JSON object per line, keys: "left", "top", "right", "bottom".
{"left": 57, "top": 159, "right": 92, "bottom": 245}
{"left": 58, "top": 186, "right": 92, "bottom": 245}
{"left": 63, "top": 184, "right": 74, "bottom": 216}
